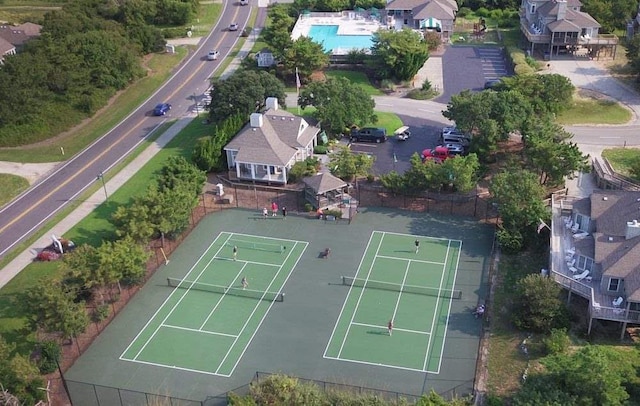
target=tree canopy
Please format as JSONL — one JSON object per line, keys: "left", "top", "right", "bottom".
{"left": 208, "top": 70, "right": 286, "bottom": 122}
{"left": 370, "top": 29, "right": 429, "bottom": 81}
{"left": 298, "top": 76, "right": 376, "bottom": 135}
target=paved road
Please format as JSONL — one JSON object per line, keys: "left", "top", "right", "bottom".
{"left": 0, "top": 2, "right": 252, "bottom": 260}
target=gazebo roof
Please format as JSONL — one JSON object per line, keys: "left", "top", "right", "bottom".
{"left": 302, "top": 173, "right": 348, "bottom": 195}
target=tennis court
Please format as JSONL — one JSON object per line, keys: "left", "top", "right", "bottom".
{"left": 324, "top": 231, "right": 461, "bottom": 373}
{"left": 119, "top": 231, "right": 307, "bottom": 377}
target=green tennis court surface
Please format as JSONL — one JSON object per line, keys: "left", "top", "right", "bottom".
{"left": 120, "top": 232, "right": 307, "bottom": 376}
{"left": 324, "top": 231, "right": 461, "bottom": 373}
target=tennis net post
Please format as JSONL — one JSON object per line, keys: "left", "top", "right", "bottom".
{"left": 341, "top": 276, "right": 462, "bottom": 299}
{"left": 167, "top": 278, "right": 284, "bottom": 302}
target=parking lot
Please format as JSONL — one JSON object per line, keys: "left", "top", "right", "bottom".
{"left": 351, "top": 46, "right": 509, "bottom": 175}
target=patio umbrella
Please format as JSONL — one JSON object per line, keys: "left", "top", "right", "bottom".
{"left": 355, "top": 7, "right": 365, "bottom": 12}
{"left": 369, "top": 7, "right": 379, "bottom": 15}
{"left": 302, "top": 9, "right": 311, "bottom": 15}
{"left": 420, "top": 17, "right": 442, "bottom": 29}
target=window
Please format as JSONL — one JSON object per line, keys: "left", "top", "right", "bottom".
{"left": 608, "top": 278, "right": 620, "bottom": 292}
{"left": 577, "top": 256, "right": 593, "bottom": 272}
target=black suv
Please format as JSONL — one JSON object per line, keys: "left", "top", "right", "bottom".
{"left": 350, "top": 127, "right": 387, "bottom": 143}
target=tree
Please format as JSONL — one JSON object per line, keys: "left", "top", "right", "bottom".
{"left": 513, "top": 346, "right": 638, "bottom": 405}
{"left": 582, "top": 0, "right": 637, "bottom": 33}
{"left": 489, "top": 167, "right": 548, "bottom": 252}
{"left": 112, "top": 201, "right": 156, "bottom": 243}
{"left": 282, "top": 36, "right": 329, "bottom": 78}
{"left": 263, "top": 4, "right": 295, "bottom": 60}
{"left": 298, "top": 77, "right": 376, "bottom": 135}
{"left": 23, "top": 278, "right": 89, "bottom": 345}
{"left": 97, "top": 237, "right": 150, "bottom": 289}
{"left": 208, "top": 71, "right": 286, "bottom": 123}
{"left": 511, "top": 274, "right": 567, "bottom": 332}
{"left": 329, "top": 145, "right": 374, "bottom": 181}
{"left": 370, "top": 29, "right": 429, "bottom": 81}
{"left": 523, "top": 119, "right": 590, "bottom": 186}
{"left": 501, "top": 74, "right": 574, "bottom": 116}
{"left": 0, "top": 336, "right": 45, "bottom": 405}
{"left": 439, "top": 154, "right": 480, "bottom": 193}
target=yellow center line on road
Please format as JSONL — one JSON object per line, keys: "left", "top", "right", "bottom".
{"left": 0, "top": 8, "right": 244, "bottom": 236}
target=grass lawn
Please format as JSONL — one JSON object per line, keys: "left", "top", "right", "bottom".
{"left": 325, "top": 70, "right": 383, "bottom": 96}
{"left": 284, "top": 107, "right": 403, "bottom": 137}
{"left": 556, "top": 95, "right": 632, "bottom": 125}
{"left": 0, "top": 117, "right": 209, "bottom": 356}
{"left": 0, "top": 174, "right": 29, "bottom": 208}
{"left": 486, "top": 251, "right": 548, "bottom": 399}
{"left": 602, "top": 147, "right": 640, "bottom": 180}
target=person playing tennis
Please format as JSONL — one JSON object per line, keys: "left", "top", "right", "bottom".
{"left": 232, "top": 245, "right": 238, "bottom": 261}
{"left": 414, "top": 239, "right": 420, "bottom": 254}
{"left": 387, "top": 319, "right": 394, "bottom": 336}
{"left": 241, "top": 276, "right": 248, "bottom": 289}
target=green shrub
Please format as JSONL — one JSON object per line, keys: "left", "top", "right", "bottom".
{"left": 366, "top": 174, "right": 375, "bottom": 182}
{"left": 380, "top": 79, "right": 396, "bottom": 92}
{"left": 457, "top": 7, "right": 472, "bottom": 18}
{"left": 162, "top": 27, "right": 186, "bottom": 39}
{"left": 543, "top": 328, "right": 571, "bottom": 355}
{"left": 476, "top": 7, "right": 490, "bottom": 17}
{"left": 314, "top": 145, "right": 328, "bottom": 154}
{"left": 37, "top": 340, "right": 61, "bottom": 374}
{"left": 304, "top": 203, "right": 313, "bottom": 212}
{"left": 424, "top": 31, "right": 441, "bottom": 51}
{"left": 322, "top": 209, "right": 343, "bottom": 219}
{"left": 93, "top": 304, "right": 110, "bottom": 323}
{"left": 288, "top": 157, "right": 320, "bottom": 183}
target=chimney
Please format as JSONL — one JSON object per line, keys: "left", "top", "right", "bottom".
{"left": 250, "top": 113, "right": 263, "bottom": 128}
{"left": 625, "top": 219, "right": 640, "bottom": 240}
{"left": 265, "top": 97, "right": 279, "bottom": 111}
{"left": 556, "top": 0, "right": 567, "bottom": 21}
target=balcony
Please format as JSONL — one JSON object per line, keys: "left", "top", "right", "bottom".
{"left": 520, "top": 20, "right": 550, "bottom": 43}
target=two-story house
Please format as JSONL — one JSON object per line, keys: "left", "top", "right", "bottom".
{"left": 0, "top": 22, "right": 42, "bottom": 63}
{"left": 385, "top": 0, "right": 457, "bottom": 41}
{"left": 551, "top": 190, "right": 640, "bottom": 340}
{"left": 519, "top": 0, "right": 617, "bottom": 59}
{"left": 224, "top": 97, "right": 320, "bottom": 185}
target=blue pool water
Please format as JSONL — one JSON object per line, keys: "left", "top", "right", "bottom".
{"left": 308, "top": 25, "right": 373, "bottom": 53}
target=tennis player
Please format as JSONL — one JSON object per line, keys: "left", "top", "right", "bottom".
{"left": 233, "top": 245, "right": 238, "bottom": 261}
{"left": 241, "top": 276, "right": 248, "bottom": 289}
{"left": 414, "top": 239, "right": 420, "bottom": 254}
{"left": 387, "top": 319, "right": 394, "bottom": 336}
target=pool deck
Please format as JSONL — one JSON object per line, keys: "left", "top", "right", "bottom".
{"left": 291, "top": 14, "right": 385, "bottom": 41}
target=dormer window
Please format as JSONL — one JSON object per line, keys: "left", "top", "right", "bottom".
{"left": 531, "top": 4, "right": 535, "bottom": 14}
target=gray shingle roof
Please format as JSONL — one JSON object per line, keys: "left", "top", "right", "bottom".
{"left": 413, "top": 1, "right": 455, "bottom": 20}
{"left": 225, "top": 109, "right": 319, "bottom": 166}
{"left": 385, "top": 0, "right": 457, "bottom": 14}
{"left": 303, "top": 173, "right": 347, "bottom": 195}
{"left": 0, "top": 37, "right": 15, "bottom": 55}
{"left": 589, "top": 190, "right": 640, "bottom": 301}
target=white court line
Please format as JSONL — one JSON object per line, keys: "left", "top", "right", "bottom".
{"left": 130, "top": 238, "right": 231, "bottom": 361}
{"left": 198, "top": 262, "right": 248, "bottom": 330}
{"left": 352, "top": 322, "right": 431, "bottom": 335}
{"left": 216, "top": 240, "right": 302, "bottom": 375}
{"left": 377, "top": 254, "right": 444, "bottom": 266}
{"left": 120, "top": 357, "right": 222, "bottom": 376}
{"left": 212, "top": 257, "right": 281, "bottom": 268}
{"left": 323, "top": 355, "right": 428, "bottom": 373}
{"left": 337, "top": 232, "right": 385, "bottom": 358}
{"left": 382, "top": 230, "right": 462, "bottom": 243}
{"left": 422, "top": 239, "right": 451, "bottom": 372}
{"left": 119, "top": 232, "right": 233, "bottom": 360}
{"left": 162, "top": 324, "right": 238, "bottom": 338}
{"left": 390, "top": 260, "right": 411, "bottom": 323}
{"left": 323, "top": 231, "right": 378, "bottom": 359}
{"left": 226, "top": 240, "right": 309, "bottom": 376}
{"left": 435, "top": 240, "right": 462, "bottom": 375}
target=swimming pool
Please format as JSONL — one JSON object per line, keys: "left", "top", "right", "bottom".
{"left": 308, "top": 25, "right": 373, "bottom": 53}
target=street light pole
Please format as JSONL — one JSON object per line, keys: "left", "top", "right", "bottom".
{"left": 97, "top": 171, "right": 108, "bottom": 199}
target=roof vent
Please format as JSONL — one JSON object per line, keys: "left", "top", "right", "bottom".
{"left": 290, "top": 118, "right": 294, "bottom": 121}
{"left": 608, "top": 236, "right": 613, "bottom": 242}
{"left": 637, "top": 198, "right": 640, "bottom": 202}
{"left": 603, "top": 196, "right": 608, "bottom": 201}
{"left": 281, "top": 117, "right": 285, "bottom": 120}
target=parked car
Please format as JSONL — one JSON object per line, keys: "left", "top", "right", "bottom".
{"left": 207, "top": 50, "right": 219, "bottom": 60}
{"left": 240, "top": 0, "right": 249, "bottom": 4}
{"left": 153, "top": 103, "right": 172, "bottom": 116}
{"left": 438, "top": 143, "right": 466, "bottom": 155}
{"left": 484, "top": 79, "right": 502, "bottom": 89}
{"left": 229, "top": 23, "right": 239, "bottom": 31}
{"left": 350, "top": 127, "right": 387, "bottom": 143}
{"left": 439, "top": 134, "right": 470, "bottom": 148}
{"left": 422, "top": 146, "right": 455, "bottom": 163}
{"left": 441, "top": 126, "right": 470, "bottom": 139}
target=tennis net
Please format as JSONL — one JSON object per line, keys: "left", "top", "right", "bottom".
{"left": 167, "top": 277, "right": 285, "bottom": 302}
{"left": 341, "top": 276, "right": 462, "bottom": 299}
{"left": 226, "top": 239, "right": 285, "bottom": 253}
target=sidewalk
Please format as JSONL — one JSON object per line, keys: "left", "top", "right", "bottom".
{"left": 0, "top": 31, "right": 261, "bottom": 289}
